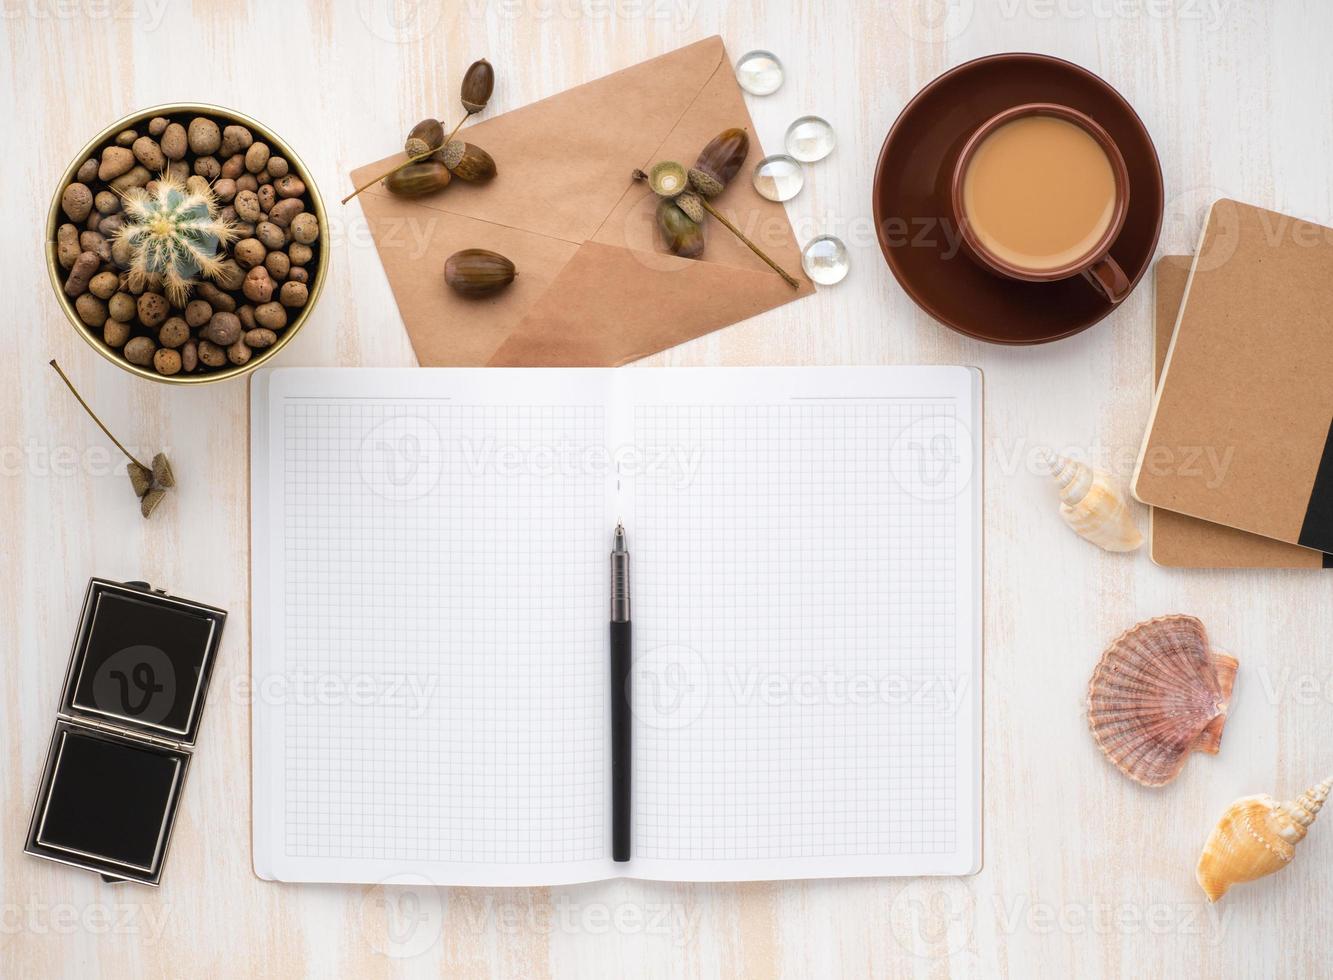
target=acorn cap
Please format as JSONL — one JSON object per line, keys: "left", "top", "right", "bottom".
{"left": 442, "top": 139, "right": 466, "bottom": 170}
{"left": 127, "top": 461, "right": 152, "bottom": 498}
{"left": 151, "top": 452, "right": 175, "bottom": 489}
{"left": 675, "top": 190, "right": 705, "bottom": 223}
{"left": 688, "top": 167, "right": 724, "bottom": 198}
{"left": 140, "top": 487, "right": 166, "bottom": 518}
{"left": 647, "top": 160, "right": 688, "bottom": 197}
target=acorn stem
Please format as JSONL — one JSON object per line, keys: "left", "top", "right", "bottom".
{"left": 49, "top": 359, "right": 150, "bottom": 470}
{"left": 442, "top": 114, "right": 470, "bottom": 149}
{"left": 698, "top": 198, "right": 801, "bottom": 289}
{"left": 342, "top": 107, "right": 482, "bottom": 205}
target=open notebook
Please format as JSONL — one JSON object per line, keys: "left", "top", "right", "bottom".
{"left": 251, "top": 367, "right": 982, "bottom": 885}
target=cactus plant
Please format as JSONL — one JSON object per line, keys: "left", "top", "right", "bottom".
{"left": 112, "top": 172, "right": 237, "bottom": 304}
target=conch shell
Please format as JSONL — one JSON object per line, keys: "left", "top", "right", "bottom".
{"left": 1196, "top": 777, "right": 1332, "bottom": 901}
{"left": 1087, "top": 615, "right": 1237, "bottom": 787}
{"left": 1042, "top": 451, "right": 1143, "bottom": 552}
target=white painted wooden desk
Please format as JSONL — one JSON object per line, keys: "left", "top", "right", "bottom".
{"left": 3, "top": 2, "right": 1328, "bottom": 976}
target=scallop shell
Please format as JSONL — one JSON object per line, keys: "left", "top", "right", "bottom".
{"left": 1087, "top": 615, "right": 1237, "bottom": 787}
{"left": 1196, "top": 777, "right": 1331, "bottom": 901}
{"left": 1042, "top": 452, "right": 1143, "bottom": 552}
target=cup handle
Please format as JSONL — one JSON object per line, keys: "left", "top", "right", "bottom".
{"left": 1082, "top": 254, "right": 1130, "bottom": 303}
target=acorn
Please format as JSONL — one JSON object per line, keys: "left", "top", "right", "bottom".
{"left": 656, "top": 199, "right": 704, "bottom": 258}
{"left": 384, "top": 160, "right": 452, "bottom": 197}
{"left": 689, "top": 127, "right": 749, "bottom": 198}
{"left": 460, "top": 58, "right": 495, "bottom": 114}
{"left": 445, "top": 142, "right": 497, "bottom": 183}
{"left": 405, "top": 118, "right": 445, "bottom": 159}
{"left": 445, "top": 248, "right": 515, "bottom": 296}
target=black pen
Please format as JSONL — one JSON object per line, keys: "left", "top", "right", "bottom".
{"left": 609, "top": 522, "right": 631, "bottom": 862}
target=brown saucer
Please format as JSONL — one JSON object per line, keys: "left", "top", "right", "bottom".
{"left": 872, "top": 53, "right": 1164, "bottom": 345}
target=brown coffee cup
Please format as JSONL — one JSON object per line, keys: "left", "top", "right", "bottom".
{"left": 950, "top": 103, "right": 1131, "bottom": 303}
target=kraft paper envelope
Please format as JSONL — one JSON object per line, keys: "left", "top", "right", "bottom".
{"left": 349, "top": 36, "right": 814, "bottom": 367}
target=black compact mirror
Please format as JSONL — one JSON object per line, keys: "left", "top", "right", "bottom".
{"left": 25, "top": 579, "right": 225, "bottom": 885}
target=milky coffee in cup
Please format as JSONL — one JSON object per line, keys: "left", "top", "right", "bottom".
{"left": 960, "top": 112, "right": 1119, "bottom": 274}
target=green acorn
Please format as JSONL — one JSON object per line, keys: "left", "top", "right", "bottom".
{"left": 656, "top": 199, "right": 703, "bottom": 258}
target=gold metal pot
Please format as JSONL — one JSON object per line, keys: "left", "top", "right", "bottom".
{"left": 46, "top": 102, "right": 328, "bottom": 385}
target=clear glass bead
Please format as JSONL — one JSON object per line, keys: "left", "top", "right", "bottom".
{"left": 735, "top": 50, "right": 784, "bottom": 96}
{"left": 752, "top": 154, "right": 804, "bottom": 202}
{"left": 801, "top": 235, "right": 849, "bottom": 285}
{"left": 785, "top": 115, "right": 835, "bottom": 163}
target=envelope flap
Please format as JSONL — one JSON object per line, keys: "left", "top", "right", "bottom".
{"left": 488, "top": 241, "right": 805, "bottom": 366}
{"left": 350, "top": 37, "right": 727, "bottom": 244}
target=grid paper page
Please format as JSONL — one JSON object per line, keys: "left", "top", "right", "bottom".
{"left": 253, "top": 369, "right": 614, "bottom": 885}
{"left": 620, "top": 367, "right": 980, "bottom": 879}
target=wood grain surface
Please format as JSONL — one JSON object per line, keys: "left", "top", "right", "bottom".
{"left": 3, "top": 2, "right": 1330, "bottom": 977}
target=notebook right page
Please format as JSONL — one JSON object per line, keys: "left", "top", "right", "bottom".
{"left": 615, "top": 367, "right": 982, "bottom": 881}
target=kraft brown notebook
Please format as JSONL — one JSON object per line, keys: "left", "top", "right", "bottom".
{"left": 1135, "top": 200, "right": 1333, "bottom": 555}
{"left": 1148, "top": 255, "right": 1330, "bottom": 568}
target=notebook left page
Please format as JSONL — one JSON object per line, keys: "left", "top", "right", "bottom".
{"left": 251, "top": 368, "right": 619, "bottom": 886}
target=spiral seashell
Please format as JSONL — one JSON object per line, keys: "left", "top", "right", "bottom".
{"left": 1087, "top": 615, "right": 1237, "bottom": 787}
{"left": 1196, "top": 777, "right": 1331, "bottom": 901}
{"left": 1041, "top": 451, "right": 1143, "bottom": 552}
